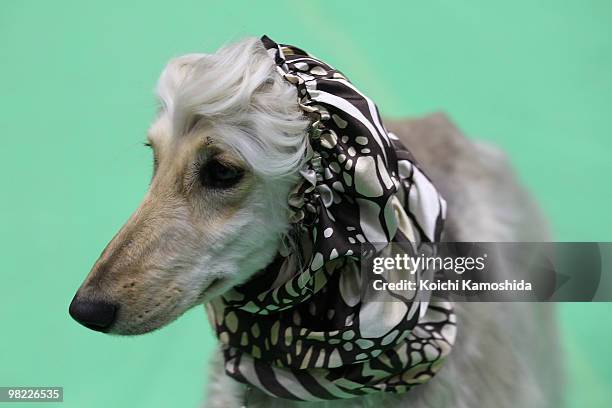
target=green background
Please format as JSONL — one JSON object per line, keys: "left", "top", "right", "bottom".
{"left": 1, "top": 1, "right": 611, "bottom": 406}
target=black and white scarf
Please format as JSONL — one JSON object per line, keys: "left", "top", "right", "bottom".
{"left": 207, "top": 36, "right": 456, "bottom": 402}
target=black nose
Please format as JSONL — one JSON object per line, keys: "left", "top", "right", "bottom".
{"left": 69, "top": 296, "right": 117, "bottom": 332}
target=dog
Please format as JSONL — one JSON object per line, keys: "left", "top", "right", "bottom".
{"left": 70, "top": 37, "right": 562, "bottom": 407}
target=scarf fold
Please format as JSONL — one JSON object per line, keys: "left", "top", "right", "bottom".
{"left": 207, "top": 35, "right": 456, "bottom": 401}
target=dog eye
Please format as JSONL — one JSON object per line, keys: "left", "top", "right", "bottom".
{"left": 200, "top": 159, "right": 244, "bottom": 189}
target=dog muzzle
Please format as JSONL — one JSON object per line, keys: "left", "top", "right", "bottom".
{"left": 207, "top": 35, "right": 456, "bottom": 401}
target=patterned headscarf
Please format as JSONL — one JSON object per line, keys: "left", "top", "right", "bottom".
{"left": 207, "top": 36, "right": 456, "bottom": 401}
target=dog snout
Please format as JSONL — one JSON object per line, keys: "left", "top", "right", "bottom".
{"left": 69, "top": 295, "right": 118, "bottom": 332}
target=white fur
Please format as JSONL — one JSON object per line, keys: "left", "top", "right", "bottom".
{"left": 156, "top": 38, "right": 309, "bottom": 177}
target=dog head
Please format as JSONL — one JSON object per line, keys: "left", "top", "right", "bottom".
{"left": 70, "top": 38, "right": 309, "bottom": 334}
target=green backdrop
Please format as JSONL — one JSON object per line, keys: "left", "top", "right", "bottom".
{"left": 1, "top": 1, "right": 611, "bottom": 407}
